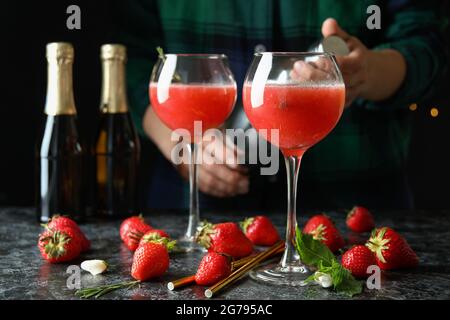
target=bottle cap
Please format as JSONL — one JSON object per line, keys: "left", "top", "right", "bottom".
{"left": 46, "top": 42, "right": 74, "bottom": 60}
{"left": 101, "top": 44, "right": 127, "bottom": 61}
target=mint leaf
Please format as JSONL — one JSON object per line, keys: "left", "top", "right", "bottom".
{"left": 155, "top": 47, "right": 181, "bottom": 82}
{"left": 330, "top": 260, "right": 345, "bottom": 286}
{"left": 295, "top": 228, "right": 336, "bottom": 267}
{"left": 334, "top": 267, "right": 363, "bottom": 297}
{"left": 295, "top": 226, "right": 363, "bottom": 297}
{"left": 156, "top": 46, "right": 165, "bottom": 60}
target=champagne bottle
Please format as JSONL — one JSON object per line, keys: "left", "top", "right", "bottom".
{"left": 95, "top": 44, "right": 140, "bottom": 218}
{"left": 36, "top": 42, "right": 85, "bottom": 223}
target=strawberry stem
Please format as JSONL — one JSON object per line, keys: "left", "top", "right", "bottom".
{"left": 365, "top": 227, "right": 390, "bottom": 263}
{"left": 195, "top": 221, "right": 214, "bottom": 248}
{"left": 42, "top": 230, "right": 71, "bottom": 259}
{"left": 75, "top": 280, "right": 140, "bottom": 299}
{"left": 239, "top": 217, "right": 254, "bottom": 233}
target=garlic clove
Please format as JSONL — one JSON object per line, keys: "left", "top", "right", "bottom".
{"left": 81, "top": 260, "right": 108, "bottom": 275}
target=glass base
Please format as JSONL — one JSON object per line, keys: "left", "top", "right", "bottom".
{"left": 250, "top": 262, "right": 313, "bottom": 286}
{"left": 174, "top": 235, "right": 206, "bottom": 253}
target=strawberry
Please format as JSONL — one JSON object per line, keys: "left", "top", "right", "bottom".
{"left": 120, "top": 215, "right": 152, "bottom": 251}
{"left": 38, "top": 227, "right": 82, "bottom": 263}
{"left": 346, "top": 206, "right": 375, "bottom": 233}
{"left": 342, "top": 245, "right": 377, "bottom": 278}
{"left": 46, "top": 216, "right": 90, "bottom": 252}
{"left": 46, "top": 215, "right": 79, "bottom": 231}
{"left": 366, "top": 227, "right": 419, "bottom": 270}
{"left": 195, "top": 252, "right": 232, "bottom": 286}
{"left": 196, "top": 222, "right": 253, "bottom": 258}
{"left": 240, "top": 216, "right": 280, "bottom": 246}
{"left": 131, "top": 237, "right": 176, "bottom": 281}
{"left": 303, "top": 214, "right": 345, "bottom": 253}
{"left": 138, "top": 229, "right": 170, "bottom": 247}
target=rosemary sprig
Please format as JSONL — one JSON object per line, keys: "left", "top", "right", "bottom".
{"left": 156, "top": 46, "right": 181, "bottom": 82}
{"left": 75, "top": 280, "right": 140, "bottom": 299}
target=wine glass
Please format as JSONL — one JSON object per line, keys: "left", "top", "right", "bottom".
{"left": 243, "top": 52, "right": 345, "bottom": 285}
{"left": 150, "top": 54, "right": 237, "bottom": 251}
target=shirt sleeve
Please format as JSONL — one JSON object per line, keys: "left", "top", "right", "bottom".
{"left": 364, "top": 1, "right": 448, "bottom": 110}
{"left": 126, "top": 58, "right": 153, "bottom": 137}
{"left": 111, "top": 0, "right": 163, "bottom": 136}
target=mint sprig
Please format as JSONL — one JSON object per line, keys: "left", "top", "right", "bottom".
{"left": 156, "top": 46, "right": 181, "bottom": 81}
{"left": 295, "top": 228, "right": 362, "bottom": 297}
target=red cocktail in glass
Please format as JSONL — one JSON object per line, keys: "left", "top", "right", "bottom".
{"left": 150, "top": 83, "right": 236, "bottom": 136}
{"left": 150, "top": 54, "right": 237, "bottom": 251}
{"left": 243, "top": 52, "right": 345, "bottom": 285}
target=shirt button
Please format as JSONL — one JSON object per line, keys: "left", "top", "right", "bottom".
{"left": 254, "top": 44, "right": 266, "bottom": 53}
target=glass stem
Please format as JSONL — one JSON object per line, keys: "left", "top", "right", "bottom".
{"left": 185, "top": 143, "right": 200, "bottom": 240}
{"left": 281, "top": 155, "right": 302, "bottom": 268}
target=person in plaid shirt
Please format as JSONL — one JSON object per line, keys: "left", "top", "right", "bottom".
{"left": 112, "top": 0, "right": 447, "bottom": 210}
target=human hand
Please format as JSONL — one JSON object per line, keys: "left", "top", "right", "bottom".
{"left": 177, "top": 133, "right": 249, "bottom": 198}
{"left": 290, "top": 18, "right": 371, "bottom": 107}
{"left": 320, "top": 18, "right": 371, "bottom": 106}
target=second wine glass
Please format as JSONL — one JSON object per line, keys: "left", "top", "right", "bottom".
{"left": 243, "top": 52, "right": 345, "bottom": 285}
{"left": 149, "top": 54, "right": 237, "bottom": 251}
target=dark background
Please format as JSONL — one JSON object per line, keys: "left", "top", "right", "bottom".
{"left": 0, "top": 1, "right": 449, "bottom": 209}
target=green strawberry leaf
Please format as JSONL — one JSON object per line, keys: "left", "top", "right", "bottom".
{"left": 295, "top": 227, "right": 363, "bottom": 297}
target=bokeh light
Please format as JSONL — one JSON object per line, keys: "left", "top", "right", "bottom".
{"left": 430, "top": 107, "right": 439, "bottom": 117}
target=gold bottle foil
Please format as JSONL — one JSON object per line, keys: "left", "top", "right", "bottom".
{"left": 100, "top": 44, "right": 128, "bottom": 113}
{"left": 44, "top": 42, "right": 77, "bottom": 115}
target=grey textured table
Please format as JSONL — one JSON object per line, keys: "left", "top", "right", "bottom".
{"left": 1, "top": 207, "right": 449, "bottom": 300}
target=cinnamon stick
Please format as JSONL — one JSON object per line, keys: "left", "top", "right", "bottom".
{"left": 167, "top": 244, "right": 284, "bottom": 291}
{"left": 204, "top": 241, "right": 284, "bottom": 298}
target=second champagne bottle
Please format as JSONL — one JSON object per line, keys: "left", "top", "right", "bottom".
{"left": 94, "top": 44, "right": 141, "bottom": 218}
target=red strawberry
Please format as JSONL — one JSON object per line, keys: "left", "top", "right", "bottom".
{"left": 120, "top": 215, "right": 151, "bottom": 241}
{"left": 46, "top": 216, "right": 90, "bottom": 252}
{"left": 131, "top": 237, "right": 176, "bottom": 281}
{"left": 46, "top": 215, "right": 90, "bottom": 252}
{"left": 138, "top": 229, "right": 170, "bottom": 247}
{"left": 303, "top": 214, "right": 345, "bottom": 253}
{"left": 195, "top": 252, "right": 232, "bottom": 286}
{"left": 342, "top": 245, "right": 377, "bottom": 278}
{"left": 366, "top": 227, "right": 419, "bottom": 270}
{"left": 120, "top": 215, "right": 152, "bottom": 251}
{"left": 46, "top": 215, "right": 79, "bottom": 231}
{"left": 346, "top": 206, "right": 375, "bottom": 233}
{"left": 240, "top": 216, "right": 280, "bottom": 246}
{"left": 38, "top": 227, "right": 82, "bottom": 263}
{"left": 196, "top": 222, "right": 253, "bottom": 258}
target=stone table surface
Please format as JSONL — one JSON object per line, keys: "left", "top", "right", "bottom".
{"left": 0, "top": 207, "right": 449, "bottom": 300}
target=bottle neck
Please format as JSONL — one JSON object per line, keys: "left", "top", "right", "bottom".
{"left": 44, "top": 58, "right": 77, "bottom": 116}
{"left": 101, "top": 59, "right": 128, "bottom": 114}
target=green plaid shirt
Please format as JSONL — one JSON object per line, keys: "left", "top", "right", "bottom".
{"left": 113, "top": 0, "right": 446, "bottom": 207}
